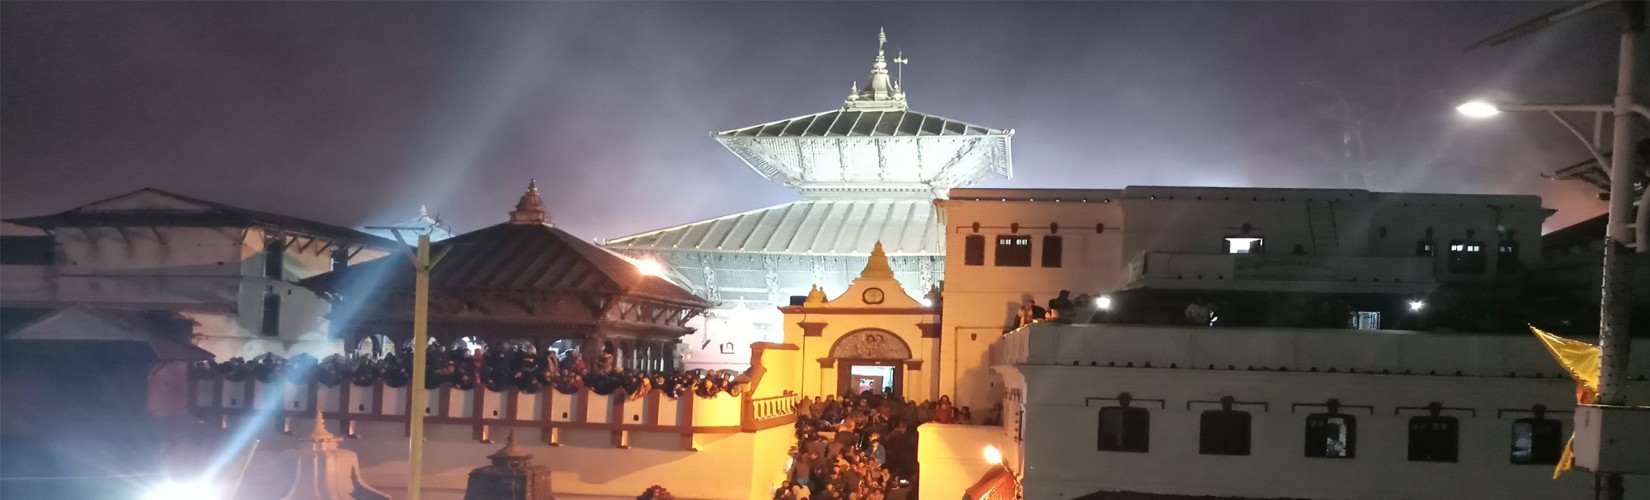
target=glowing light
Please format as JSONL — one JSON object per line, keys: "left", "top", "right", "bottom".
{"left": 983, "top": 445, "right": 1003, "bottom": 465}
{"left": 634, "top": 258, "right": 666, "bottom": 277}
{"left": 919, "top": 298, "right": 933, "bottom": 307}
{"left": 143, "top": 480, "right": 220, "bottom": 500}
{"left": 1455, "top": 101, "right": 1501, "bottom": 118}
{"left": 1095, "top": 295, "right": 1112, "bottom": 310}
{"left": 1409, "top": 300, "right": 1426, "bottom": 312}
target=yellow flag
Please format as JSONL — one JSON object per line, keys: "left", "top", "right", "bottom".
{"left": 1528, "top": 326, "right": 1601, "bottom": 480}
{"left": 1528, "top": 326, "right": 1600, "bottom": 393}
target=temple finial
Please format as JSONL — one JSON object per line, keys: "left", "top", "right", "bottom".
{"left": 846, "top": 29, "right": 907, "bottom": 110}
{"left": 859, "top": 241, "right": 894, "bottom": 279}
{"left": 311, "top": 409, "right": 336, "bottom": 441}
{"left": 509, "top": 179, "right": 551, "bottom": 225}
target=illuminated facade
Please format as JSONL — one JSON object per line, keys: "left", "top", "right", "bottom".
{"left": 2, "top": 188, "right": 398, "bottom": 359}
{"left": 605, "top": 29, "right": 1012, "bottom": 371}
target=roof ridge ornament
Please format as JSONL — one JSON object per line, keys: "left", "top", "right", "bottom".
{"left": 859, "top": 241, "right": 895, "bottom": 279}
{"left": 845, "top": 28, "right": 908, "bottom": 111}
{"left": 509, "top": 178, "right": 551, "bottom": 225}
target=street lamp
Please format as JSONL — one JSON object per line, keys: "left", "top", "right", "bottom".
{"left": 1455, "top": 100, "right": 1502, "bottom": 118}
{"left": 1457, "top": 3, "right": 1643, "bottom": 498}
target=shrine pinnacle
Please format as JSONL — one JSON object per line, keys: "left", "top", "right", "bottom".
{"left": 509, "top": 178, "right": 551, "bottom": 225}
{"left": 845, "top": 28, "right": 907, "bottom": 111}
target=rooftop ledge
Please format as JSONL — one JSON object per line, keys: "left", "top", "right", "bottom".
{"left": 989, "top": 322, "right": 1650, "bottom": 380}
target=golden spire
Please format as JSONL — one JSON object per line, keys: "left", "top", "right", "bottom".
{"left": 859, "top": 242, "right": 894, "bottom": 279}
{"left": 487, "top": 430, "right": 533, "bottom": 466}
{"left": 509, "top": 178, "right": 551, "bottom": 225}
{"left": 310, "top": 409, "right": 337, "bottom": 442}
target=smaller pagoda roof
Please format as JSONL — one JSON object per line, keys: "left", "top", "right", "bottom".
{"left": 604, "top": 199, "right": 942, "bottom": 256}
{"left": 2, "top": 307, "right": 212, "bottom": 362}
{"left": 306, "top": 181, "right": 708, "bottom": 307}
{"left": 7, "top": 188, "right": 399, "bottom": 249}
{"left": 717, "top": 109, "right": 1008, "bottom": 139}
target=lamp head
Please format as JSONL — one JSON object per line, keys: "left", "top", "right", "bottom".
{"left": 1456, "top": 101, "right": 1502, "bottom": 118}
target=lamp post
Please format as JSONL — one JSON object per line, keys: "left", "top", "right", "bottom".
{"left": 1458, "top": 3, "right": 1643, "bottom": 498}
{"left": 367, "top": 227, "right": 448, "bottom": 500}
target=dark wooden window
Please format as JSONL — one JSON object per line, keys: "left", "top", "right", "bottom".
{"left": 964, "top": 235, "right": 986, "bottom": 266}
{"left": 1041, "top": 235, "right": 1063, "bottom": 268}
{"left": 1447, "top": 241, "right": 1486, "bottom": 274}
{"left": 1097, "top": 407, "right": 1150, "bottom": 452}
{"left": 264, "top": 240, "right": 285, "bottom": 279}
{"left": 1511, "top": 418, "right": 1564, "bottom": 465}
{"left": 1498, "top": 241, "right": 1521, "bottom": 272}
{"left": 995, "top": 235, "right": 1032, "bottom": 267}
{"left": 1305, "top": 413, "right": 1356, "bottom": 458}
{"left": 331, "top": 248, "right": 350, "bottom": 272}
{"left": 1199, "top": 410, "right": 1251, "bottom": 456}
{"left": 1408, "top": 416, "right": 1459, "bottom": 462}
{"left": 261, "top": 289, "right": 281, "bottom": 336}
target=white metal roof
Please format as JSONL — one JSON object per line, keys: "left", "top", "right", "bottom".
{"left": 604, "top": 199, "right": 943, "bottom": 256}
{"left": 716, "top": 109, "right": 1008, "bottom": 138}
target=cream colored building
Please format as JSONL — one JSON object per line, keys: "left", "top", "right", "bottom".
{"left": 780, "top": 243, "right": 941, "bottom": 401}
{"left": 936, "top": 186, "right": 1552, "bottom": 412}
{"left": 2, "top": 188, "right": 398, "bottom": 359}
{"left": 946, "top": 322, "right": 1650, "bottom": 500}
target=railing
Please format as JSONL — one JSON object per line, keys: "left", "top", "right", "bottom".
{"left": 743, "top": 393, "right": 800, "bottom": 431}
{"left": 188, "top": 376, "right": 748, "bottom": 450}
{"left": 1127, "top": 252, "right": 1435, "bottom": 290}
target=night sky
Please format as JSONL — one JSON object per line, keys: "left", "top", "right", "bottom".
{"left": 2, "top": 2, "right": 1638, "bottom": 239}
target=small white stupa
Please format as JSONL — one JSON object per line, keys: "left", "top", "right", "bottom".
{"left": 280, "top": 411, "right": 388, "bottom": 500}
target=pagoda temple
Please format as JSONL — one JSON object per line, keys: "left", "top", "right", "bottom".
{"left": 308, "top": 181, "right": 710, "bottom": 370}
{"left": 605, "top": 30, "right": 1013, "bottom": 369}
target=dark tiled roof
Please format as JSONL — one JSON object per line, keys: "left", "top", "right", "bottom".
{"left": 1542, "top": 212, "right": 1607, "bottom": 250}
{"left": 7, "top": 188, "right": 398, "bottom": 248}
{"left": 2, "top": 307, "right": 212, "bottom": 362}
{"left": 307, "top": 222, "right": 708, "bottom": 307}
{"left": 717, "top": 109, "right": 1008, "bottom": 138}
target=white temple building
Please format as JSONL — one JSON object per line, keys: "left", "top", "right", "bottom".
{"left": 605, "top": 30, "right": 1013, "bottom": 370}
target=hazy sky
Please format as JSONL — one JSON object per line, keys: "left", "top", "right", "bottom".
{"left": 2, "top": 1, "right": 1638, "bottom": 238}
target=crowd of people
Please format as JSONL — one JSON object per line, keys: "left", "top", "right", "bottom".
{"left": 194, "top": 345, "right": 748, "bottom": 399}
{"left": 773, "top": 392, "right": 1001, "bottom": 499}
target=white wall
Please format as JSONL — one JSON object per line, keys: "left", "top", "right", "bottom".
{"left": 991, "top": 322, "right": 1650, "bottom": 500}
{"left": 1009, "top": 365, "right": 1648, "bottom": 500}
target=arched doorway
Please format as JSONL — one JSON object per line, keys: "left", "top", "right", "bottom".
{"left": 829, "top": 329, "right": 913, "bottom": 398}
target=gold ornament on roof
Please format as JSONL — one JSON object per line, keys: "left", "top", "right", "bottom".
{"left": 859, "top": 242, "right": 895, "bottom": 279}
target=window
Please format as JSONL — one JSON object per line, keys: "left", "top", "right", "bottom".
{"left": 1305, "top": 413, "right": 1356, "bottom": 458}
{"left": 1408, "top": 416, "right": 1459, "bottom": 462}
{"left": 264, "top": 240, "right": 285, "bottom": 279}
{"left": 1512, "top": 418, "right": 1564, "bottom": 465}
{"left": 1224, "top": 237, "right": 1264, "bottom": 254}
{"left": 260, "top": 288, "right": 281, "bottom": 336}
{"left": 1447, "top": 241, "right": 1486, "bottom": 274}
{"left": 331, "top": 248, "right": 350, "bottom": 272}
{"left": 964, "top": 235, "right": 986, "bottom": 266}
{"left": 1349, "top": 311, "right": 1381, "bottom": 330}
{"left": 1098, "top": 407, "right": 1150, "bottom": 452}
{"left": 1041, "top": 235, "right": 1063, "bottom": 268}
{"left": 1199, "top": 410, "right": 1251, "bottom": 455}
{"left": 1498, "top": 241, "right": 1521, "bottom": 272}
{"left": 1416, "top": 240, "right": 1435, "bottom": 257}
{"left": 995, "top": 235, "right": 1032, "bottom": 267}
